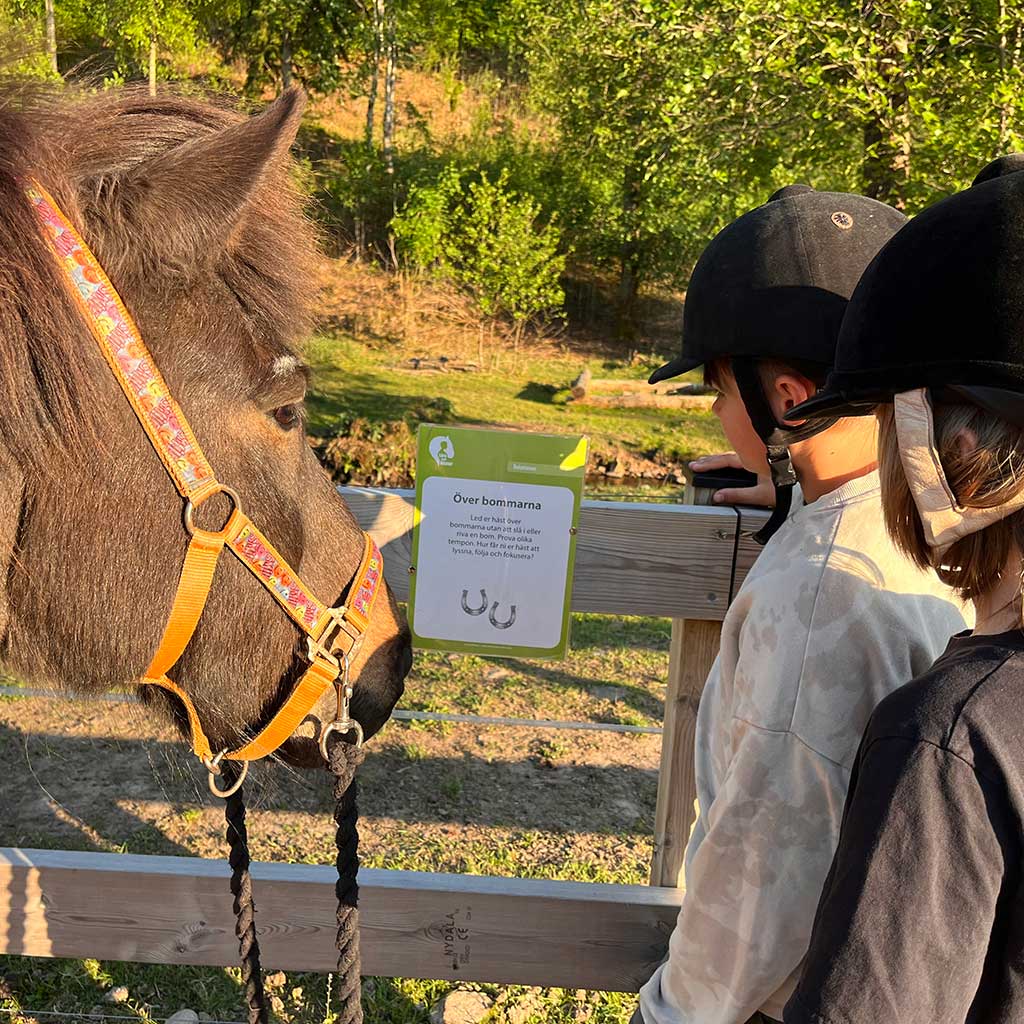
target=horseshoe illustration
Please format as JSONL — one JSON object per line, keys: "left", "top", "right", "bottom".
{"left": 461, "top": 588, "right": 488, "bottom": 616}
{"left": 488, "top": 602, "right": 517, "bottom": 629}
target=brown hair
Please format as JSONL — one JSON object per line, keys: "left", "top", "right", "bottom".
{"left": 877, "top": 402, "right": 1024, "bottom": 600}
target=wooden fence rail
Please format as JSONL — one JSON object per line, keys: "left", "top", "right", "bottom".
{"left": 0, "top": 849, "right": 681, "bottom": 992}
{"left": 341, "top": 487, "right": 767, "bottom": 886}
{"left": 2, "top": 489, "right": 768, "bottom": 985}
{"left": 339, "top": 488, "right": 767, "bottom": 621}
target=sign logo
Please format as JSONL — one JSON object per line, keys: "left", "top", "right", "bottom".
{"left": 831, "top": 211, "right": 854, "bottom": 230}
{"left": 429, "top": 435, "right": 455, "bottom": 467}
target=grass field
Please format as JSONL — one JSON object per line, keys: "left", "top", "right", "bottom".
{"left": 302, "top": 329, "right": 723, "bottom": 492}
{"left": 304, "top": 333, "right": 721, "bottom": 460}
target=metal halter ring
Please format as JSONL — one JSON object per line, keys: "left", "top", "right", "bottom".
{"left": 184, "top": 484, "right": 242, "bottom": 539}
{"left": 204, "top": 749, "right": 250, "bottom": 799}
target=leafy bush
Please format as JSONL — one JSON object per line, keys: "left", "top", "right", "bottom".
{"left": 0, "top": 11, "right": 58, "bottom": 78}
{"left": 313, "top": 396, "right": 455, "bottom": 487}
{"left": 392, "top": 164, "right": 566, "bottom": 342}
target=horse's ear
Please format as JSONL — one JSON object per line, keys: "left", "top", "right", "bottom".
{"left": 112, "top": 88, "right": 306, "bottom": 267}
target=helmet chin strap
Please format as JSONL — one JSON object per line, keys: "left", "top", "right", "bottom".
{"left": 731, "top": 359, "right": 839, "bottom": 544}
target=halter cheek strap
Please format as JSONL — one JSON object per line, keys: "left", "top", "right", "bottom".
{"left": 27, "top": 181, "right": 384, "bottom": 792}
{"left": 895, "top": 387, "right": 1024, "bottom": 563}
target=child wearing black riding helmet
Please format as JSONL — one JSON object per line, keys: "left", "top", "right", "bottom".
{"left": 633, "top": 187, "right": 968, "bottom": 1024}
{"left": 783, "top": 157, "right": 1024, "bottom": 1024}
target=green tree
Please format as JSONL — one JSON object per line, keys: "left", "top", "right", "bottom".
{"left": 9, "top": 0, "right": 212, "bottom": 86}
{"left": 392, "top": 165, "right": 567, "bottom": 350}
{"left": 525, "top": 0, "right": 770, "bottom": 338}
{"left": 524, "top": 0, "right": 1024, "bottom": 334}
{"left": 227, "top": 0, "right": 360, "bottom": 94}
{"left": 0, "top": 5, "right": 59, "bottom": 77}
{"left": 404, "top": 0, "right": 530, "bottom": 76}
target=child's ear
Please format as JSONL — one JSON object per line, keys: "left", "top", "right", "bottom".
{"left": 770, "top": 372, "right": 816, "bottom": 423}
{"left": 954, "top": 427, "right": 980, "bottom": 461}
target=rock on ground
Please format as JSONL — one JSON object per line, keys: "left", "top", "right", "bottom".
{"left": 498, "top": 988, "right": 546, "bottom": 1024}
{"left": 166, "top": 1011, "right": 200, "bottom": 1024}
{"left": 430, "top": 989, "right": 495, "bottom": 1024}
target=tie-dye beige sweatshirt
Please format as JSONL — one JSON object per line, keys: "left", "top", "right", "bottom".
{"left": 639, "top": 471, "right": 968, "bottom": 1024}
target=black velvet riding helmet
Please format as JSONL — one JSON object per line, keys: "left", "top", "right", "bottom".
{"left": 650, "top": 185, "right": 908, "bottom": 385}
{"left": 788, "top": 156, "right": 1024, "bottom": 425}
{"left": 650, "top": 184, "right": 906, "bottom": 541}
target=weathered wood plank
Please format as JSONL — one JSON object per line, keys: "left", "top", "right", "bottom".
{"left": 649, "top": 618, "right": 720, "bottom": 887}
{"left": 0, "top": 848, "right": 680, "bottom": 992}
{"left": 340, "top": 488, "right": 767, "bottom": 621}
{"left": 650, "top": 483, "right": 726, "bottom": 888}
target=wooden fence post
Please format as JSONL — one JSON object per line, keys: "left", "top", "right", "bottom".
{"left": 649, "top": 483, "right": 723, "bottom": 888}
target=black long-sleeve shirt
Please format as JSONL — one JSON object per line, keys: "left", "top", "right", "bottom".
{"left": 785, "top": 629, "right": 1024, "bottom": 1024}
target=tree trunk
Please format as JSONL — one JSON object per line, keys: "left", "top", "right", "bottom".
{"left": 148, "top": 37, "right": 157, "bottom": 97}
{"left": 281, "top": 31, "right": 293, "bottom": 90}
{"left": 365, "top": 0, "right": 383, "bottom": 147}
{"left": 44, "top": 0, "right": 57, "bottom": 75}
{"left": 615, "top": 162, "right": 643, "bottom": 343}
{"left": 860, "top": 0, "right": 911, "bottom": 208}
{"left": 382, "top": 3, "right": 398, "bottom": 211}
{"left": 381, "top": 0, "right": 398, "bottom": 265}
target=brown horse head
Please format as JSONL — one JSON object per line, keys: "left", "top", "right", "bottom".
{"left": 0, "top": 83, "right": 412, "bottom": 768}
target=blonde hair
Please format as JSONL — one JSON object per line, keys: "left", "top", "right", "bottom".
{"left": 878, "top": 402, "right": 1024, "bottom": 600}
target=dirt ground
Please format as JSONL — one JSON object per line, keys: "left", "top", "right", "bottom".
{"left": 0, "top": 618, "right": 663, "bottom": 876}
{"left": 0, "top": 620, "right": 668, "bottom": 1023}
{"left": 0, "top": 678, "right": 661, "bottom": 881}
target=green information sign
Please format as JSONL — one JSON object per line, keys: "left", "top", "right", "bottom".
{"left": 408, "top": 424, "right": 588, "bottom": 659}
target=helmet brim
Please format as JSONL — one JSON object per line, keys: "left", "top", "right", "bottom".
{"left": 649, "top": 355, "right": 703, "bottom": 385}
{"left": 784, "top": 388, "right": 881, "bottom": 423}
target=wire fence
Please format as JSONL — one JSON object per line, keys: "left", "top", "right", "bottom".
{"left": 0, "top": 685, "right": 661, "bottom": 736}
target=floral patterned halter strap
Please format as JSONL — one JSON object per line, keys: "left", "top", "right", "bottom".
{"left": 27, "top": 181, "right": 384, "bottom": 797}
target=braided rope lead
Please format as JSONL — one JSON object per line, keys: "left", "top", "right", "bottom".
{"left": 328, "top": 738, "right": 366, "bottom": 1024}
{"left": 223, "top": 762, "right": 269, "bottom": 1024}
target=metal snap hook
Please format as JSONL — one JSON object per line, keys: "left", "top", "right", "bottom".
{"left": 318, "top": 668, "right": 365, "bottom": 760}
{"left": 461, "top": 588, "right": 488, "bottom": 615}
{"left": 488, "top": 602, "right": 517, "bottom": 629}
{"left": 319, "top": 718, "right": 365, "bottom": 760}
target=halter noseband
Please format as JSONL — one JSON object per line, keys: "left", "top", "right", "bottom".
{"left": 27, "top": 182, "right": 384, "bottom": 797}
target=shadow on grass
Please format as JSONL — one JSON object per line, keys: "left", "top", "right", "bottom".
{"left": 469, "top": 657, "right": 664, "bottom": 723}
{"left": 514, "top": 381, "right": 561, "bottom": 404}
{"left": 0, "top": 719, "right": 656, "bottom": 846}
{"left": 0, "top": 714, "right": 431, "bottom": 1024}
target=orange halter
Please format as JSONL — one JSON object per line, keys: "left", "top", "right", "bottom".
{"left": 27, "top": 182, "right": 384, "bottom": 797}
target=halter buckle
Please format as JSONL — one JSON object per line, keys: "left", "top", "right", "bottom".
{"left": 307, "top": 608, "right": 363, "bottom": 668}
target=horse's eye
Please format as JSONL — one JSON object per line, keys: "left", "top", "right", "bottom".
{"left": 272, "top": 404, "right": 301, "bottom": 430}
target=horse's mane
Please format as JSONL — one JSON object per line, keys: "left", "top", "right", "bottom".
{"left": 0, "top": 79, "right": 319, "bottom": 470}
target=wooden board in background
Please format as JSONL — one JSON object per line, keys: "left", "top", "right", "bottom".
{"left": 0, "top": 848, "right": 682, "bottom": 992}
{"left": 340, "top": 488, "right": 767, "bottom": 622}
